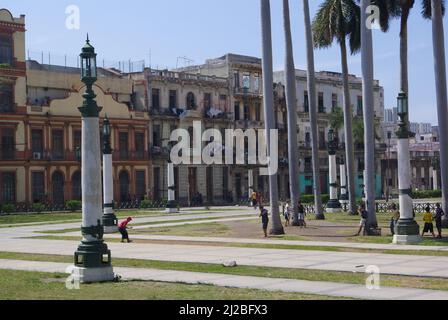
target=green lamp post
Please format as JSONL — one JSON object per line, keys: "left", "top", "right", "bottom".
{"left": 393, "top": 91, "right": 421, "bottom": 244}
{"left": 326, "top": 128, "right": 342, "bottom": 213}
{"left": 102, "top": 115, "right": 119, "bottom": 232}
{"left": 72, "top": 36, "right": 115, "bottom": 282}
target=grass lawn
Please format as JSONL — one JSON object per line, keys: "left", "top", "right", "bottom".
{"left": 1, "top": 252, "right": 448, "bottom": 292}
{"left": 0, "top": 269, "right": 342, "bottom": 300}
{"left": 0, "top": 210, "right": 166, "bottom": 227}
{"left": 133, "top": 222, "right": 231, "bottom": 237}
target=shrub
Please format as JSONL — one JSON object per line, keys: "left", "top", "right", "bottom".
{"left": 140, "top": 200, "right": 153, "bottom": 209}
{"left": 1, "top": 203, "right": 15, "bottom": 214}
{"left": 412, "top": 190, "right": 442, "bottom": 199}
{"left": 32, "top": 203, "right": 46, "bottom": 214}
{"left": 66, "top": 200, "right": 82, "bottom": 212}
{"left": 300, "top": 194, "right": 329, "bottom": 204}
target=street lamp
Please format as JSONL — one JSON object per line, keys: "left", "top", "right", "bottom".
{"left": 393, "top": 91, "right": 421, "bottom": 244}
{"left": 338, "top": 156, "right": 349, "bottom": 209}
{"left": 166, "top": 141, "right": 179, "bottom": 213}
{"left": 326, "top": 128, "right": 342, "bottom": 213}
{"left": 72, "top": 36, "right": 115, "bottom": 283}
{"left": 432, "top": 157, "right": 440, "bottom": 191}
{"left": 102, "top": 115, "right": 118, "bottom": 233}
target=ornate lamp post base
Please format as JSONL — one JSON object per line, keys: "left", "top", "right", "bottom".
{"left": 166, "top": 200, "right": 179, "bottom": 214}
{"left": 393, "top": 219, "right": 421, "bottom": 244}
{"left": 73, "top": 240, "right": 114, "bottom": 283}
{"left": 326, "top": 199, "right": 342, "bottom": 213}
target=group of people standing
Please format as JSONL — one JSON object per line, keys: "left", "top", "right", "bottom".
{"left": 258, "top": 201, "right": 307, "bottom": 238}
{"left": 389, "top": 203, "right": 445, "bottom": 239}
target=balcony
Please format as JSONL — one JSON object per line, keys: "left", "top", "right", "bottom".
{"left": 150, "top": 145, "right": 171, "bottom": 159}
{"left": 233, "top": 87, "right": 262, "bottom": 99}
{"left": 113, "top": 150, "right": 149, "bottom": 162}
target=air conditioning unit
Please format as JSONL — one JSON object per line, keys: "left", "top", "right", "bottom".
{"left": 33, "top": 152, "right": 42, "bottom": 160}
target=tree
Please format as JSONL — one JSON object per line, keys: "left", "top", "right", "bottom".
{"left": 428, "top": 0, "right": 448, "bottom": 223}
{"left": 303, "top": 0, "right": 325, "bottom": 220}
{"left": 313, "top": 0, "right": 361, "bottom": 215}
{"left": 329, "top": 107, "right": 345, "bottom": 131}
{"left": 282, "top": 0, "right": 301, "bottom": 225}
{"left": 260, "top": 0, "right": 284, "bottom": 235}
{"left": 360, "top": 0, "right": 378, "bottom": 232}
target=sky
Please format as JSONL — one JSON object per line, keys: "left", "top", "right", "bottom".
{"left": 3, "top": 0, "right": 447, "bottom": 124}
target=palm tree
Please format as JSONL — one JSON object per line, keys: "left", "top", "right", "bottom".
{"left": 282, "top": 0, "right": 301, "bottom": 226}
{"left": 303, "top": 0, "right": 325, "bottom": 220}
{"left": 428, "top": 0, "right": 448, "bottom": 223}
{"left": 312, "top": 0, "right": 361, "bottom": 215}
{"left": 260, "top": 0, "right": 284, "bottom": 235}
{"left": 360, "top": 0, "right": 378, "bottom": 232}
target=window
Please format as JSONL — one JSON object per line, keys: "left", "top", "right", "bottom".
{"left": 1, "top": 128, "right": 14, "bottom": 160}
{"left": 243, "top": 104, "right": 250, "bottom": 120}
{"left": 135, "top": 132, "right": 145, "bottom": 159}
{"left": 204, "top": 93, "right": 212, "bottom": 109}
{"left": 254, "top": 74, "right": 260, "bottom": 93}
{"left": 119, "top": 132, "right": 129, "bottom": 160}
{"left": 0, "top": 34, "right": 13, "bottom": 65}
{"left": 304, "top": 91, "right": 309, "bottom": 113}
{"left": 152, "top": 125, "right": 161, "bottom": 148}
{"left": 319, "top": 128, "right": 326, "bottom": 149}
{"left": 169, "top": 90, "right": 177, "bottom": 109}
{"left": 32, "top": 172, "right": 45, "bottom": 203}
{"left": 0, "top": 84, "right": 14, "bottom": 113}
{"left": 234, "top": 102, "right": 240, "bottom": 121}
{"left": 234, "top": 72, "right": 240, "bottom": 88}
{"left": 135, "top": 171, "right": 146, "bottom": 201}
{"left": 1, "top": 172, "right": 15, "bottom": 203}
{"left": 219, "top": 95, "right": 227, "bottom": 111}
{"left": 186, "top": 92, "right": 196, "bottom": 110}
{"left": 318, "top": 92, "right": 325, "bottom": 113}
{"left": 72, "top": 171, "right": 81, "bottom": 200}
{"left": 332, "top": 93, "right": 338, "bottom": 112}
{"left": 242, "top": 74, "right": 250, "bottom": 89}
{"left": 255, "top": 102, "right": 261, "bottom": 121}
{"left": 52, "top": 130, "right": 64, "bottom": 160}
{"left": 52, "top": 171, "right": 65, "bottom": 206}
{"left": 357, "top": 96, "right": 363, "bottom": 116}
{"left": 119, "top": 171, "right": 130, "bottom": 202}
{"left": 152, "top": 88, "right": 160, "bottom": 110}
{"left": 31, "top": 130, "right": 43, "bottom": 154}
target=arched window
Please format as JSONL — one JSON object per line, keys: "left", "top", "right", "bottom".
{"left": 186, "top": 92, "right": 196, "bottom": 110}
{"left": 119, "top": 171, "right": 130, "bottom": 202}
{"left": 52, "top": 171, "right": 65, "bottom": 206}
{"left": 72, "top": 171, "right": 81, "bottom": 200}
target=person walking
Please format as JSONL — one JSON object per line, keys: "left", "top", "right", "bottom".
{"left": 298, "top": 201, "right": 306, "bottom": 228}
{"left": 251, "top": 191, "right": 258, "bottom": 208}
{"left": 118, "top": 217, "right": 133, "bottom": 243}
{"left": 390, "top": 203, "right": 400, "bottom": 235}
{"left": 356, "top": 203, "right": 368, "bottom": 236}
{"left": 435, "top": 203, "right": 444, "bottom": 239}
{"left": 283, "top": 202, "right": 291, "bottom": 227}
{"left": 259, "top": 206, "right": 269, "bottom": 238}
{"left": 422, "top": 206, "right": 436, "bottom": 238}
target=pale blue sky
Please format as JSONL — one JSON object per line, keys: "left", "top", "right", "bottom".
{"left": 3, "top": 0, "right": 447, "bottom": 124}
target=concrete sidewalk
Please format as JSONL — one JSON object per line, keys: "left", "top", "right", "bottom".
{"left": 0, "top": 259, "right": 447, "bottom": 300}
{"left": 2, "top": 238, "right": 448, "bottom": 278}
{"left": 99, "top": 234, "right": 448, "bottom": 252}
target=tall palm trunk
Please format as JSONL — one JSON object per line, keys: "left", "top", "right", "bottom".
{"left": 303, "top": 0, "right": 324, "bottom": 219}
{"left": 431, "top": 0, "right": 448, "bottom": 222}
{"left": 400, "top": 5, "right": 411, "bottom": 98}
{"left": 361, "top": 0, "right": 378, "bottom": 230}
{"left": 282, "top": 0, "right": 300, "bottom": 225}
{"left": 260, "top": 0, "right": 284, "bottom": 235}
{"left": 340, "top": 36, "right": 357, "bottom": 215}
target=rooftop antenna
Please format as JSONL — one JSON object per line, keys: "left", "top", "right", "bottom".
{"left": 176, "top": 56, "right": 194, "bottom": 69}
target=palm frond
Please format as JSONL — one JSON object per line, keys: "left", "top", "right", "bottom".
{"left": 422, "top": 0, "right": 446, "bottom": 19}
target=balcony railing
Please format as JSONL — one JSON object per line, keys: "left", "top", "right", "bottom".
{"left": 113, "top": 150, "right": 149, "bottom": 161}
{"left": 150, "top": 145, "right": 171, "bottom": 159}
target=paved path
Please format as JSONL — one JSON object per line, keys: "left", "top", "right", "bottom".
{"left": 98, "top": 234, "right": 448, "bottom": 252}
{"left": 2, "top": 238, "right": 448, "bottom": 278}
{"left": 1, "top": 259, "right": 447, "bottom": 300}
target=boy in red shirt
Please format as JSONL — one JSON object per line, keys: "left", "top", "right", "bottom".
{"left": 118, "top": 217, "right": 133, "bottom": 243}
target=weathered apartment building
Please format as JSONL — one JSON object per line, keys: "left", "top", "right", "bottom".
{"left": 0, "top": 8, "right": 388, "bottom": 208}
